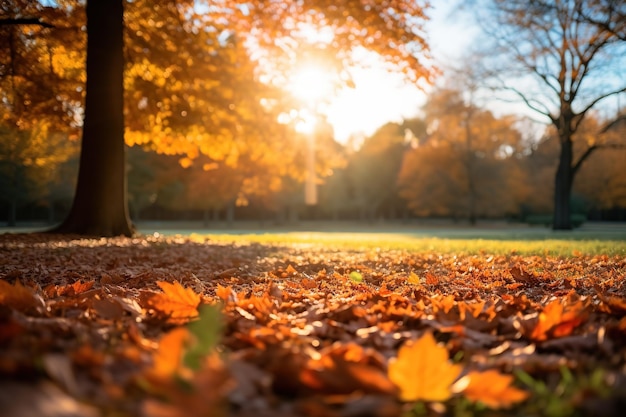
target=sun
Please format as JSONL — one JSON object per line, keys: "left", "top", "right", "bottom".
{"left": 288, "top": 64, "right": 336, "bottom": 105}
{"left": 279, "top": 50, "right": 425, "bottom": 144}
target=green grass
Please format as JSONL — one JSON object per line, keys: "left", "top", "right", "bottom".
{"left": 189, "top": 232, "right": 626, "bottom": 257}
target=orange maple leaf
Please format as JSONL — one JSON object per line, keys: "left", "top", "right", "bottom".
{"left": 388, "top": 332, "right": 462, "bottom": 402}
{"left": 148, "top": 281, "right": 201, "bottom": 323}
{"left": 215, "top": 284, "right": 232, "bottom": 301}
{"left": 530, "top": 299, "right": 586, "bottom": 341}
{"left": 453, "top": 369, "right": 529, "bottom": 409}
{"left": 146, "top": 327, "right": 190, "bottom": 380}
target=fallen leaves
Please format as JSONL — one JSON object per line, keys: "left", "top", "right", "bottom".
{"left": 454, "top": 369, "right": 530, "bottom": 409}
{"left": 0, "top": 233, "right": 625, "bottom": 416}
{"left": 389, "top": 332, "right": 462, "bottom": 402}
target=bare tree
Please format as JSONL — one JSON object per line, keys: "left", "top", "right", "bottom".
{"left": 575, "top": 0, "right": 626, "bottom": 41}
{"left": 475, "top": 0, "right": 625, "bottom": 229}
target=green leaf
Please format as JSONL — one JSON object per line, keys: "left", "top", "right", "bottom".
{"left": 184, "top": 303, "right": 223, "bottom": 370}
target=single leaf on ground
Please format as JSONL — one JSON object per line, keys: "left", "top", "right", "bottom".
{"left": 0, "top": 280, "right": 44, "bottom": 312}
{"left": 147, "top": 281, "right": 201, "bottom": 323}
{"left": 143, "top": 327, "right": 190, "bottom": 382}
{"left": 185, "top": 304, "right": 223, "bottom": 370}
{"left": 407, "top": 272, "right": 421, "bottom": 285}
{"left": 453, "top": 369, "right": 529, "bottom": 409}
{"left": 388, "top": 332, "right": 462, "bottom": 402}
{"left": 530, "top": 298, "right": 587, "bottom": 341}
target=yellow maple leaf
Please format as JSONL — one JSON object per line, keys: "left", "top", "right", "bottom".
{"left": 454, "top": 369, "right": 529, "bottom": 409}
{"left": 388, "top": 332, "right": 462, "bottom": 402}
{"left": 148, "top": 281, "right": 201, "bottom": 323}
{"left": 407, "top": 272, "right": 421, "bottom": 285}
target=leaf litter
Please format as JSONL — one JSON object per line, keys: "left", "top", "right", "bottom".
{"left": 0, "top": 233, "right": 625, "bottom": 416}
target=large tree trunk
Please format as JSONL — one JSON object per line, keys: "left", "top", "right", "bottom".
{"left": 553, "top": 138, "right": 573, "bottom": 230}
{"left": 53, "top": 0, "right": 133, "bottom": 237}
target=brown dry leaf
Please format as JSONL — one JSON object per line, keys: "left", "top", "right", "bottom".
{"left": 92, "top": 297, "right": 125, "bottom": 320}
{"left": 530, "top": 299, "right": 586, "bottom": 341}
{"left": 453, "top": 369, "right": 529, "bottom": 409}
{"left": 388, "top": 332, "right": 462, "bottom": 402}
{"left": 510, "top": 265, "right": 538, "bottom": 284}
{"left": 148, "top": 281, "right": 201, "bottom": 323}
{"left": 0, "top": 280, "right": 43, "bottom": 312}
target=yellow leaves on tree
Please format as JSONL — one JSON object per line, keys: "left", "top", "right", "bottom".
{"left": 146, "top": 281, "right": 201, "bottom": 324}
{"left": 453, "top": 369, "right": 529, "bottom": 409}
{"left": 530, "top": 298, "right": 587, "bottom": 341}
{"left": 388, "top": 332, "right": 462, "bottom": 402}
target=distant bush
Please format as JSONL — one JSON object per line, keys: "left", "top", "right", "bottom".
{"left": 525, "top": 214, "right": 586, "bottom": 228}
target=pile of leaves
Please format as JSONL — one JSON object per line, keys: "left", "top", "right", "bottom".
{"left": 0, "top": 233, "right": 625, "bottom": 417}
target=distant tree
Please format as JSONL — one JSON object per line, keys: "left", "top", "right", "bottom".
{"left": 572, "top": 112, "right": 626, "bottom": 211}
{"left": 476, "top": 0, "right": 626, "bottom": 229}
{"left": 398, "top": 88, "right": 524, "bottom": 222}
{"left": 520, "top": 135, "right": 558, "bottom": 216}
{"left": 0, "top": 119, "right": 77, "bottom": 226}
{"left": 348, "top": 122, "right": 413, "bottom": 221}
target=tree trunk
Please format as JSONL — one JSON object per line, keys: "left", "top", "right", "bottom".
{"left": 202, "top": 209, "right": 210, "bottom": 228}
{"left": 8, "top": 199, "right": 17, "bottom": 227}
{"left": 52, "top": 0, "right": 133, "bottom": 237}
{"left": 226, "top": 200, "right": 235, "bottom": 227}
{"left": 553, "top": 138, "right": 573, "bottom": 230}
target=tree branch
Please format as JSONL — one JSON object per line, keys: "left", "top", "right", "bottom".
{"left": 0, "top": 17, "right": 54, "bottom": 28}
{"left": 600, "top": 114, "right": 626, "bottom": 134}
{"left": 501, "top": 84, "right": 556, "bottom": 123}
{"left": 573, "top": 87, "right": 626, "bottom": 130}
{"left": 573, "top": 142, "right": 626, "bottom": 176}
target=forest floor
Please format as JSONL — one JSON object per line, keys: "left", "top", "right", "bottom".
{"left": 0, "top": 231, "right": 625, "bottom": 417}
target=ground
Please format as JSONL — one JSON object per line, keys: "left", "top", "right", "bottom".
{"left": 0, "top": 227, "right": 625, "bottom": 417}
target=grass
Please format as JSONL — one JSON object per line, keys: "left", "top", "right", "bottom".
{"left": 187, "top": 231, "right": 626, "bottom": 257}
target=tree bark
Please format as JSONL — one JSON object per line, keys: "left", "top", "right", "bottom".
{"left": 53, "top": 0, "right": 134, "bottom": 237}
{"left": 553, "top": 138, "right": 573, "bottom": 230}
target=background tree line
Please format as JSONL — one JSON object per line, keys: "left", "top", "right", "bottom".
{"left": 0, "top": 0, "right": 624, "bottom": 233}
{"left": 3, "top": 84, "right": 625, "bottom": 226}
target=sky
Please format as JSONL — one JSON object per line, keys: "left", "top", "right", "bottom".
{"left": 322, "top": 1, "right": 477, "bottom": 143}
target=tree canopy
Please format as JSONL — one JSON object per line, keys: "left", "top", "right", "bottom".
{"left": 0, "top": 0, "right": 434, "bottom": 236}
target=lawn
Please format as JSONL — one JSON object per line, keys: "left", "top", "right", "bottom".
{"left": 0, "top": 230, "right": 625, "bottom": 416}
